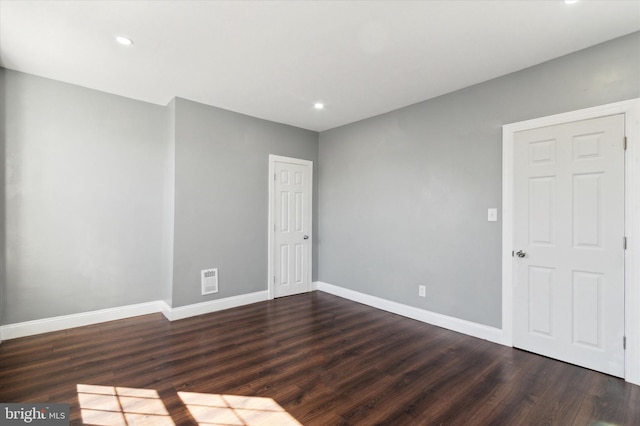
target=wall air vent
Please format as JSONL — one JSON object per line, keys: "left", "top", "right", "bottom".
{"left": 201, "top": 268, "right": 219, "bottom": 295}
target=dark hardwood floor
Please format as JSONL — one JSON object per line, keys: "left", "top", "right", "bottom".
{"left": 1, "top": 291, "right": 639, "bottom": 425}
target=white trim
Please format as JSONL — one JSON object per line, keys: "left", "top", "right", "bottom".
{"left": 0, "top": 301, "right": 164, "bottom": 341}
{"left": 164, "top": 291, "right": 268, "bottom": 321}
{"left": 317, "top": 282, "right": 503, "bottom": 344}
{"left": 0, "top": 291, "right": 269, "bottom": 340}
{"left": 160, "top": 300, "right": 172, "bottom": 321}
{"left": 501, "top": 122, "right": 515, "bottom": 348}
{"left": 267, "top": 154, "right": 314, "bottom": 300}
{"left": 502, "top": 98, "right": 640, "bottom": 385}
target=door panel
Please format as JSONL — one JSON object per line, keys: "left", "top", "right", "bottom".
{"left": 528, "top": 176, "right": 554, "bottom": 245}
{"left": 513, "top": 114, "right": 625, "bottom": 377}
{"left": 273, "top": 159, "right": 311, "bottom": 298}
{"left": 528, "top": 266, "right": 554, "bottom": 337}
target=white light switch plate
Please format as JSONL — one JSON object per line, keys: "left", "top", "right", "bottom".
{"left": 488, "top": 208, "right": 498, "bottom": 222}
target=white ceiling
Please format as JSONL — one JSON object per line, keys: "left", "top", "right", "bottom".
{"left": 1, "top": 1, "right": 639, "bottom": 132}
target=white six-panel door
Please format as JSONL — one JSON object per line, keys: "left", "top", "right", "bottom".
{"left": 270, "top": 156, "right": 312, "bottom": 298}
{"left": 513, "top": 114, "right": 625, "bottom": 377}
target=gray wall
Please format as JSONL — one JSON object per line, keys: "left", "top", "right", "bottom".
{"left": 318, "top": 32, "right": 640, "bottom": 328}
{"left": 0, "top": 69, "right": 6, "bottom": 327}
{"left": 2, "top": 69, "right": 168, "bottom": 323}
{"left": 162, "top": 99, "right": 176, "bottom": 307}
{"left": 0, "top": 71, "right": 319, "bottom": 324}
{"left": 171, "top": 98, "right": 318, "bottom": 307}
{"left": 1, "top": 32, "right": 637, "bottom": 328}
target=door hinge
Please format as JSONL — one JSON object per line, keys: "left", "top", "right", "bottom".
{"left": 624, "top": 336, "right": 627, "bottom": 350}
{"left": 273, "top": 276, "right": 275, "bottom": 284}
{"left": 624, "top": 136, "right": 627, "bottom": 150}
{"left": 624, "top": 236, "right": 627, "bottom": 250}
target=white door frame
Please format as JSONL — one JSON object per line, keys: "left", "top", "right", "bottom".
{"left": 502, "top": 98, "right": 640, "bottom": 385}
{"left": 267, "top": 154, "right": 313, "bottom": 300}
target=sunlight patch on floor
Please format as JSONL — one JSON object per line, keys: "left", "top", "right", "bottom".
{"left": 178, "top": 392, "right": 302, "bottom": 426}
{"left": 77, "top": 384, "right": 174, "bottom": 426}
{"left": 76, "top": 384, "right": 301, "bottom": 425}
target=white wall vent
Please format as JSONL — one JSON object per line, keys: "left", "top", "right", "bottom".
{"left": 201, "top": 268, "right": 219, "bottom": 295}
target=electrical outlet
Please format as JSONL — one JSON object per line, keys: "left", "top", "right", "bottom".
{"left": 418, "top": 285, "right": 426, "bottom": 297}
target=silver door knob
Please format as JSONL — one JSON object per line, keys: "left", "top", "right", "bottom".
{"left": 303, "top": 235, "right": 309, "bottom": 240}
{"left": 516, "top": 250, "right": 526, "bottom": 258}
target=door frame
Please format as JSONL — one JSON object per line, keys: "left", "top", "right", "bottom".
{"left": 267, "top": 154, "right": 313, "bottom": 300}
{"left": 501, "top": 98, "right": 640, "bottom": 384}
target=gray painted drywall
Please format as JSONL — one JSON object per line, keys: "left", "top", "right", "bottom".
{"left": 162, "top": 99, "right": 176, "bottom": 307}
{"left": 2, "top": 69, "right": 168, "bottom": 323}
{"left": 1, "top": 31, "right": 636, "bottom": 328}
{"left": 318, "top": 32, "right": 640, "bottom": 328}
{"left": 171, "top": 98, "right": 318, "bottom": 307}
{"left": 0, "top": 69, "right": 6, "bottom": 327}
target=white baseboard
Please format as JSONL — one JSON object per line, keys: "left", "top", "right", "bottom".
{"left": 0, "top": 291, "right": 269, "bottom": 341}
{"left": 1, "top": 285, "right": 501, "bottom": 344}
{"left": 0, "top": 301, "right": 164, "bottom": 341}
{"left": 316, "top": 281, "right": 504, "bottom": 345}
{"left": 164, "top": 291, "right": 268, "bottom": 321}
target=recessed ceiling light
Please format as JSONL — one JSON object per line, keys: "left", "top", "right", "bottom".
{"left": 314, "top": 102, "right": 325, "bottom": 110}
{"left": 115, "top": 36, "right": 134, "bottom": 46}
{"left": 565, "top": 0, "right": 579, "bottom": 4}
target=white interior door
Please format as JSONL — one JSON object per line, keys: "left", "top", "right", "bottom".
{"left": 270, "top": 156, "right": 312, "bottom": 298}
{"left": 513, "top": 114, "right": 625, "bottom": 377}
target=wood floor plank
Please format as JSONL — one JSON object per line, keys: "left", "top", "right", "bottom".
{"left": 1, "top": 291, "right": 638, "bottom": 425}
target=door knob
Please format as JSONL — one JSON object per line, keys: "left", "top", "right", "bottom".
{"left": 303, "top": 235, "right": 309, "bottom": 240}
{"left": 516, "top": 250, "right": 526, "bottom": 258}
